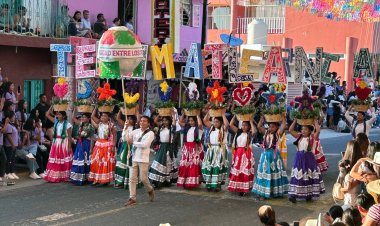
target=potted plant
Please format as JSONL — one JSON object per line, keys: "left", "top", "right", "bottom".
{"left": 52, "top": 77, "right": 69, "bottom": 112}
{"left": 182, "top": 82, "right": 204, "bottom": 116}
{"left": 352, "top": 77, "right": 372, "bottom": 112}
{"left": 206, "top": 81, "right": 227, "bottom": 117}
{"left": 156, "top": 80, "right": 176, "bottom": 116}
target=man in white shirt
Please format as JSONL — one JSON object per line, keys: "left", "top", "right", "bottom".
{"left": 125, "top": 116, "right": 155, "bottom": 206}
{"left": 345, "top": 106, "right": 377, "bottom": 138}
{"left": 80, "top": 10, "right": 91, "bottom": 30}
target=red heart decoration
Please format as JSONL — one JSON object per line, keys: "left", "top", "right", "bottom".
{"left": 233, "top": 87, "right": 253, "bottom": 106}
{"left": 355, "top": 87, "right": 371, "bottom": 100}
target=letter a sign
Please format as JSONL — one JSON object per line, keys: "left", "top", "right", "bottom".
{"left": 262, "top": 46, "right": 286, "bottom": 83}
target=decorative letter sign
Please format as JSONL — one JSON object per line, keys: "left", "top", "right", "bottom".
{"left": 204, "top": 44, "right": 227, "bottom": 79}
{"left": 184, "top": 43, "right": 203, "bottom": 79}
{"left": 228, "top": 47, "right": 254, "bottom": 83}
{"left": 50, "top": 44, "right": 72, "bottom": 77}
{"left": 353, "top": 48, "right": 373, "bottom": 78}
{"left": 294, "top": 47, "right": 322, "bottom": 85}
{"left": 75, "top": 44, "right": 96, "bottom": 78}
{"left": 262, "top": 46, "right": 287, "bottom": 83}
{"left": 321, "top": 52, "right": 340, "bottom": 83}
{"left": 150, "top": 43, "right": 175, "bottom": 80}
{"left": 202, "top": 50, "right": 212, "bottom": 79}
{"left": 239, "top": 49, "right": 262, "bottom": 79}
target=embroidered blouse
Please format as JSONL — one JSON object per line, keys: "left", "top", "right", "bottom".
{"left": 186, "top": 127, "right": 203, "bottom": 142}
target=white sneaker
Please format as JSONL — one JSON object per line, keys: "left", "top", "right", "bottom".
{"left": 29, "top": 172, "right": 41, "bottom": 180}
{"left": 26, "top": 153, "right": 35, "bottom": 159}
{"left": 39, "top": 173, "right": 46, "bottom": 178}
{"left": 11, "top": 173, "right": 20, "bottom": 179}
{"left": 6, "top": 174, "right": 15, "bottom": 180}
{"left": 0, "top": 177, "right": 3, "bottom": 182}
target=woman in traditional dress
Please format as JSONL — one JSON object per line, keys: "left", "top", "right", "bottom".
{"left": 177, "top": 114, "right": 204, "bottom": 188}
{"left": 228, "top": 116, "right": 256, "bottom": 196}
{"left": 89, "top": 110, "right": 116, "bottom": 186}
{"left": 288, "top": 119, "right": 325, "bottom": 203}
{"left": 252, "top": 116, "right": 288, "bottom": 199}
{"left": 202, "top": 110, "right": 229, "bottom": 192}
{"left": 44, "top": 107, "right": 73, "bottom": 182}
{"left": 314, "top": 137, "right": 328, "bottom": 173}
{"left": 70, "top": 108, "right": 94, "bottom": 185}
{"left": 148, "top": 113, "right": 178, "bottom": 188}
{"left": 114, "top": 110, "right": 139, "bottom": 189}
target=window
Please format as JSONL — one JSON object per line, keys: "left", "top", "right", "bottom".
{"left": 181, "top": 0, "right": 192, "bottom": 26}
{"left": 208, "top": 6, "right": 231, "bottom": 30}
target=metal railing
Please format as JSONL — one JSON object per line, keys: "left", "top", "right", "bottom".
{"left": 0, "top": 0, "right": 69, "bottom": 38}
{"left": 237, "top": 17, "right": 285, "bottom": 34}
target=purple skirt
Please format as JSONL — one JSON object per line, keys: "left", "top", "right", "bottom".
{"left": 288, "top": 150, "right": 325, "bottom": 200}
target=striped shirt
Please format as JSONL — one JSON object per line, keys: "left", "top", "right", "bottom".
{"left": 368, "top": 204, "right": 380, "bottom": 225}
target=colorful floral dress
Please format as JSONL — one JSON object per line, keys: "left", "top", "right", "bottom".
{"left": 114, "top": 126, "right": 135, "bottom": 189}
{"left": 70, "top": 122, "right": 94, "bottom": 185}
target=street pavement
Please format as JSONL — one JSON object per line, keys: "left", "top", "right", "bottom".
{"left": 1, "top": 128, "right": 380, "bottom": 226}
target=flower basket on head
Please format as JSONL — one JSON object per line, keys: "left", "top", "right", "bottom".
{"left": 264, "top": 114, "right": 282, "bottom": 122}
{"left": 121, "top": 106, "right": 137, "bottom": 116}
{"left": 206, "top": 81, "right": 227, "bottom": 118}
{"left": 353, "top": 104, "right": 369, "bottom": 112}
{"left": 237, "top": 114, "right": 253, "bottom": 122}
{"left": 292, "top": 86, "right": 319, "bottom": 126}
{"left": 157, "top": 108, "right": 172, "bottom": 116}
{"left": 353, "top": 77, "right": 372, "bottom": 112}
{"left": 53, "top": 103, "right": 69, "bottom": 112}
{"left": 232, "top": 85, "right": 254, "bottom": 122}
{"left": 122, "top": 92, "right": 140, "bottom": 115}
{"left": 261, "top": 86, "right": 285, "bottom": 123}
{"left": 297, "top": 118, "right": 315, "bottom": 126}
{"left": 52, "top": 77, "right": 69, "bottom": 112}
{"left": 99, "top": 105, "right": 115, "bottom": 113}
{"left": 156, "top": 81, "right": 176, "bottom": 117}
{"left": 209, "top": 108, "right": 225, "bottom": 117}
{"left": 77, "top": 105, "right": 94, "bottom": 113}
{"left": 97, "top": 82, "right": 117, "bottom": 113}
{"left": 183, "top": 82, "right": 203, "bottom": 117}
{"left": 184, "top": 109, "right": 201, "bottom": 117}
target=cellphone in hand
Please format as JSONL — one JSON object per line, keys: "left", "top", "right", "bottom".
{"left": 17, "top": 85, "right": 21, "bottom": 94}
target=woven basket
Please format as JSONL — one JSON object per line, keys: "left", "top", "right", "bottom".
{"left": 353, "top": 104, "right": 369, "bottom": 112}
{"left": 236, "top": 114, "right": 253, "bottom": 122}
{"left": 184, "top": 109, "right": 200, "bottom": 116}
{"left": 157, "top": 108, "right": 172, "bottom": 116}
{"left": 297, "top": 118, "right": 315, "bottom": 126}
{"left": 264, "top": 114, "right": 282, "bottom": 122}
{"left": 98, "top": 105, "right": 115, "bottom": 113}
{"left": 121, "top": 106, "right": 137, "bottom": 116}
{"left": 53, "top": 104, "right": 68, "bottom": 112}
{"left": 209, "top": 108, "right": 224, "bottom": 117}
{"left": 77, "top": 105, "right": 94, "bottom": 113}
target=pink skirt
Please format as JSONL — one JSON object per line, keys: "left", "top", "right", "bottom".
{"left": 314, "top": 140, "right": 328, "bottom": 173}
{"left": 45, "top": 138, "right": 72, "bottom": 183}
{"left": 177, "top": 142, "right": 204, "bottom": 188}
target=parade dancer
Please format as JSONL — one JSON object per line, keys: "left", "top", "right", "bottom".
{"left": 88, "top": 110, "right": 116, "bottom": 186}
{"left": 70, "top": 109, "right": 94, "bottom": 185}
{"left": 125, "top": 116, "right": 155, "bottom": 206}
{"left": 252, "top": 116, "right": 288, "bottom": 199}
{"left": 202, "top": 110, "right": 229, "bottom": 192}
{"left": 228, "top": 116, "right": 256, "bottom": 196}
{"left": 114, "top": 110, "right": 140, "bottom": 189}
{"left": 177, "top": 114, "right": 204, "bottom": 188}
{"left": 288, "top": 120, "right": 325, "bottom": 203}
{"left": 44, "top": 107, "right": 73, "bottom": 182}
{"left": 148, "top": 113, "right": 178, "bottom": 188}
{"left": 314, "top": 137, "right": 328, "bottom": 173}
{"left": 345, "top": 106, "right": 376, "bottom": 139}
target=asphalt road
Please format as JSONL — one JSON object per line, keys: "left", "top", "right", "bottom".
{"left": 1, "top": 129, "right": 379, "bottom": 226}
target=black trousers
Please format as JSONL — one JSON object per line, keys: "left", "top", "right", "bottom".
{"left": 0, "top": 146, "right": 6, "bottom": 177}
{"left": 4, "top": 146, "right": 16, "bottom": 174}
{"left": 36, "top": 145, "right": 50, "bottom": 175}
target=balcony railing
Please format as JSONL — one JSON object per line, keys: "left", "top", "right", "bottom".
{"left": 0, "top": 0, "right": 69, "bottom": 38}
{"left": 237, "top": 17, "right": 285, "bottom": 34}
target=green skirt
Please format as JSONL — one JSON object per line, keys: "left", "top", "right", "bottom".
{"left": 148, "top": 142, "right": 178, "bottom": 188}
{"left": 201, "top": 145, "right": 228, "bottom": 189}
{"left": 114, "top": 142, "right": 142, "bottom": 189}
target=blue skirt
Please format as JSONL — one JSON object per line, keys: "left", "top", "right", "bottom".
{"left": 252, "top": 148, "right": 288, "bottom": 198}
{"left": 70, "top": 139, "right": 91, "bottom": 185}
{"left": 288, "top": 150, "right": 325, "bottom": 200}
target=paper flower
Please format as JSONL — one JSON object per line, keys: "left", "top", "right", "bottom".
{"left": 77, "top": 81, "right": 93, "bottom": 99}
{"left": 355, "top": 77, "right": 371, "bottom": 100}
{"left": 274, "top": 83, "right": 287, "bottom": 92}
{"left": 124, "top": 93, "right": 140, "bottom": 104}
{"left": 97, "top": 82, "right": 116, "bottom": 101}
{"left": 158, "top": 81, "right": 172, "bottom": 102}
{"left": 185, "top": 82, "right": 199, "bottom": 101}
{"left": 53, "top": 77, "right": 68, "bottom": 98}
{"left": 206, "top": 81, "right": 227, "bottom": 104}
{"left": 261, "top": 86, "right": 283, "bottom": 107}
{"left": 233, "top": 87, "right": 252, "bottom": 106}
{"left": 294, "top": 87, "right": 318, "bottom": 111}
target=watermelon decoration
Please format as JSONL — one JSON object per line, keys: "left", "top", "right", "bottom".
{"left": 97, "top": 26, "right": 144, "bottom": 79}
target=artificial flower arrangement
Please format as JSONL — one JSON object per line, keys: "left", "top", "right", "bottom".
{"left": 206, "top": 80, "right": 227, "bottom": 117}
{"left": 291, "top": 87, "right": 319, "bottom": 126}
{"left": 261, "top": 85, "right": 285, "bottom": 122}
{"left": 352, "top": 77, "right": 372, "bottom": 112}
{"left": 182, "top": 82, "right": 204, "bottom": 116}
{"left": 96, "top": 82, "right": 119, "bottom": 112}
{"left": 52, "top": 77, "right": 69, "bottom": 111}
{"left": 74, "top": 80, "right": 94, "bottom": 113}
{"left": 232, "top": 82, "right": 255, "bottom": 121}
{"left": 119, "top": 81, "right": 140, "bottom": 115}
{"left": 155, "top": 80, "right": 176, "bottom": 116}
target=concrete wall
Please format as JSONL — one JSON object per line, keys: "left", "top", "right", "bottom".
{"left": 67, "top": 0, "right": 118, "bottom": 27}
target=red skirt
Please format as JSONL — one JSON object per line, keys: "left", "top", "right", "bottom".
{"left": 177, "top": 142, "right": 204, "bottom": 188}
{"left": 314, "top": 140, "right": 328, "bottom": 173}
{"left": 228, "top": 147, "right": 255, "bottom": 193}
{"left": 88, "top": 139, "right": 115, "bottom": 183}
{"left": 45, "top": 138, "right": 72, "bottom": 183}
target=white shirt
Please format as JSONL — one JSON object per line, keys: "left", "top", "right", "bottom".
{"left": 143, "top": 109, "right": 151, "bottom": 117}
{"left": 81, "top": 18, "right": 91, "bottom": 29}
{"left": 130, "top": 128, "right": 155, "bottom": 163}
{"left": 186, "top": 127, "right": 203, "bottom": 142}
{"left": 298, "top": 137, "right": 310, "bottom": 152}
{"left": 126, "top": 22, "right": 134, "bottom": 31}
{"left": 56, "top": 121, "right": 72, "bottom": 136}
{"left": 122, "top": 126, "right": 133, "bottom": 141}
{"left": 236, "top": 133, "right": 248, "bottom": 147}
{"left": 98, "top": 123, "right": 111, "bottom": 139}
{"left": 345, "top": 111, "right": 376, "bottom": 137}
{"left": 160, "top": 128, "right": 170, "bottom": 143}
{"left": 209, "top": 128, "right": 227, "bottom": 145}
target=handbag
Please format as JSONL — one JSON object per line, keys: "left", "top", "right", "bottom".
{"left": 332, "top": 177, "right": 344, "bottom": 203}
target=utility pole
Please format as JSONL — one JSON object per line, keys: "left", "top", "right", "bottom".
{"left": 201, "top": 0, "right": 208, "bottom": 48}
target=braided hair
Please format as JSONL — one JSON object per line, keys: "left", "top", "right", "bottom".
{"left": 263, "top": 122, "right": 279, "bottom": 149}
{"left": 233, "top": 121, "right": 251, "bottom": 149}
{"left": 207, "top": 117, "right": 224, "bottom": 145}
{"left": 352, "top": 111, "right": 366, "bottom": 139}
{"left": 183, "top": 116, "right": 199, "bottom": 143}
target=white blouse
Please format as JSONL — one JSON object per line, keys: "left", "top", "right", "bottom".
{"left": 236, "top": 133, "right": 248, "bottom": 147}
{"left": 298, "top": 137, "right": 309, "bottom": 151}
{"left": 55, "top": 121, "right": 72, "bottom": 136}
{"left": 98, "top": 123, "right": 112, "bottom": 139}
{"left": 209, "top": 128, "right": 226, "bottom": 145}
{"left": 160, "top": 128, "right": 170, "bottom": 143}
{"left": 186, "top": 127, "right": 203, "bottom": 142}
